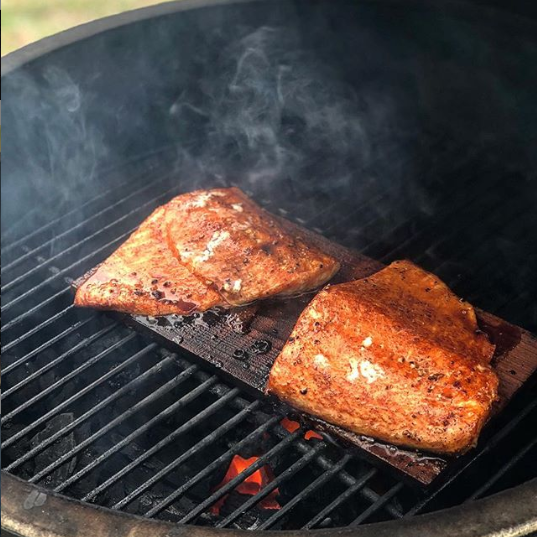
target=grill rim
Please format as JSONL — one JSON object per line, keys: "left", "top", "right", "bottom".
{"left": 3, "top": 472, "right": 537, "bottom": 537}
{"left": 2, "top": 0, "right": 537, "bottom": 535}
{"left": 2, "top": 0, "right": 537, "bottom": 78}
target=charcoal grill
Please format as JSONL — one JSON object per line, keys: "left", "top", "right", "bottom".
{"left": 2, "top": 0, "right": 537, "bottom": 536}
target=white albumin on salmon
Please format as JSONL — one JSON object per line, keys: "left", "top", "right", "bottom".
{"left": 267, "top": 260, "right": 498, "bottom": 455}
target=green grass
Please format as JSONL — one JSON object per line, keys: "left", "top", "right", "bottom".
{"left": 2, "top": 0, "right": 169, "bottom": 56}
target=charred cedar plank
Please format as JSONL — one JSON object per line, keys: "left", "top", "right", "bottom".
{"left": 73, "top": 218, "right": 537, "bottom": 486}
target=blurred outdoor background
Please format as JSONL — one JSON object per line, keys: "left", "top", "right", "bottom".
{"left": 2, "top": 0, "right": 167, "bottom": 55}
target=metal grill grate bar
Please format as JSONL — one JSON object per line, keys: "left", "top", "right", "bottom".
{"left": 111, "top": 402, "right": 269, "bottom": 511}
{"left": 290, "top": 435, "right": 403, "bottom": 519}
{"left": 380, "top": 193, "right": 518, "bottom": 265}
{"left": 1, "top": 171, "right": 175, "bottom": 277}
{"left": 142, "top": 418, "right": 283, "bottom": 517}
{"left": 412, "top": 198, "right": 527, "bottom": 271}
{"left": 5, "top": 344, "right": 162, "bottom": 472}
{"left": 302, "top": 467, "right": 378, "bottom": 529}
{"left": 267, "top": 141, "right": 421, "bottom": 231}
{"left": 0, "top": 157, "right": 170, "bottom": 256}
{"left": 349, "top": 482, "right": 404, "bottom": 526}
{"left": 2, "top": 315, "right": 96, "bottom": 375}
{"left": 2, "top": 183, "right": 183, "bottom": 299}
{"left": 292, "top": 135, "right": 458, "bottom": 233}
{"left": 363, "top": 180, "right": 501, "bottom": 260}
{"left": 2, "top": 228, "right": 133, "bottom": 315}
{"left": 2, "top": 332, "right": 139, "bottom": 449}
{"left": 326, "top": 146, "right": 501, "bottom": 255}
{"left": 2, "top": 136, "right": 534, "bottom": 531}
{"left": 217, "top": 442, "right": 326, "bottom": 528}
{"left": 2, "top": 332, "right": 135, "bottom": 433}
{"left": 257, "top": 454, "right": 352, "bottom": 530}
{"left": 303, "top": 181, "right": 399, "bottom": 233}
{"left": 324, "top": 196, "right": 403, "bottom": 243}
{"left": 179, "top": 428, "right": 308, "bottom": 524}
{"left": 28, "top": 363, "right": 199, "bottom": 484}
{"left": 465, "top": 435, "right": 537, "bottom": 502}
{"left": 82, "top": 386, "right": 241, "bottom": 502}
{"left": 457, "top": 219, "right": 532, "bottom": 303}
{"left": 1, "top": 179, "right": 185, "bottom": 317}
{"left": 2, "top": 304, "right": 78, "bottom": 352}
{"left": 3, "top": 215, "right": 158, "bottom": 316}
{"left": 322, "top": 179, "right": 421, "bottom": 238}
{"left": 2, "top": 287, "right": 72, "bottom": 335}
{"left": 1, "top": 322, "right": 118, "bottom": 403}
{"left": 55, "top": 375, "right": 218, "bottom": 493}
{"left": 142, "top": 417, "right": 284, "bottom": 517}
{"left": 406, "top": 397, "right": 537, "bottom": 516}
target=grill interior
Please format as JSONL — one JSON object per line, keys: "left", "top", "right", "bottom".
{"left": 2, "top": 0, "right": 537, "bottom": 532}
{"left": 2, "top": 147, "right": 536, "bottom": 531}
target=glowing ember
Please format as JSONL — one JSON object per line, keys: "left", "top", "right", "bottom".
{"left": 210, "top": 455, "right": 280, "bottom": 515}
{"left": 281, "top": 417, "right": 323, "bottom": 440}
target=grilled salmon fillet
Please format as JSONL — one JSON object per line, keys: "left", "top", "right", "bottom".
{"left": 267, "top": 260, "right": 499, "bottom": 454}
{"left": 165, "top": 188, "right": 339, "bottom": 305}
{"left": 75, "top": 188, "right": 339, "bottom": 315}
{"left": 74, "top": 206, "right": 222, "bottom": 316}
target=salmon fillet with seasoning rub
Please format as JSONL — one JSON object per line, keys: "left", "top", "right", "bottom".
{"left": 165, "top": 188, "right": 340, "bottom": 305}
{"left": 74, "top": 206, "right": 222, "bottom": 316}
{"left": 267, "top": 260, "right": 499, "bottom": 455}
{"left": 75, "top": 187, "right": 340, "bottom": 315}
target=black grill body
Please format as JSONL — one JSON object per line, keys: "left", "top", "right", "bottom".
{"left": 2, "top": 1, "right": 537, "bottom": 535}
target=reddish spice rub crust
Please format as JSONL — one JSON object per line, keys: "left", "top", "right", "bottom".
{"left": 75, "top": 188, "right": 340, "bottom": 316}
{"left": 267, "top": 260, "right": 499, "bottom": 455}
{"left": 165, "top": 188, "right": 339, "bottom": 305}
{"left": 74, "top": 206, "right": 221, "bottom": 316}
